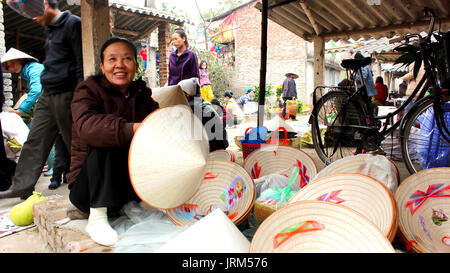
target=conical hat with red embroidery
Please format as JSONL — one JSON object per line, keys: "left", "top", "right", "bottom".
{"left": 288, "top": 173, "right": 398, "bottom": 242}
{"left": 242, "top": 145, "right": 317, "bottom": 188}
{"left": 394, "top": 167, "right": 450, "bottom": 253}
{"left": 166, "top": 160, "right": 256, "bottom": 226}
{"left": 250, "top": 200, "right": 395, "bottom": 253}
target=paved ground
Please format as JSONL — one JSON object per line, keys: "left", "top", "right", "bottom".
{"left": 0, "top": 113, "right": 413, "bottom": 253}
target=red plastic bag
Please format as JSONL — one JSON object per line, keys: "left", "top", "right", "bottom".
{"left": 7, "top": 0, "right": 44, "bottom": 19}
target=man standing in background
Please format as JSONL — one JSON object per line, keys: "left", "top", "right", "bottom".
{"left": 0, "top": 0, "right": 83, "bottom": 199}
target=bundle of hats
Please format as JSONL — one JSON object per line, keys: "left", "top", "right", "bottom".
{"left": 129, "top": 105, "right": 256, "bottom": 252}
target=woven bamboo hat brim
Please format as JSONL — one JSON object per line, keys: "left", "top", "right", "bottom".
{"left": 394, "top": 167, "right": 450, "bottom": 253}
{"left": 151, "top": 85, "right": 190, "bottom": 108}
{"left": 314, "top": 154, "right": 400, "bottom": 193}
{"left": 129, "top": 105, "right": 209, "bottom": 209}
{"left": 1, "top": 48, "right": 38, "bottom": 64}
{"left": 208, "top": 149, "right": 235, "bottom": 162}
{"left": 166, "top": 160, "right": 256, "bottom": 226}
{"left": 287, "top": 173, "right": 398, "bottom": 242}
{"left": 157, "top": 209, "right": 250, "bottom": 253}
{"left": 243, "top": 145, "right": 318, "bottom": 188}
{"left": 285, "top": 73, "right": 299, "bottom": 79}
{"left": 249, "top": 200, "right": 395, "bottom": 253}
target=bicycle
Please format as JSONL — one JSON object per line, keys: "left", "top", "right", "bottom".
{"left": 309, "top": 8, "right": 450, "bottom": 174}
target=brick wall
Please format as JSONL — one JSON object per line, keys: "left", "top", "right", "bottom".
{"left": 158, "top": 22, "right": 171, "bottom": 87}
{"left": 232, "top": 1, "right": 308, "bottom": 104}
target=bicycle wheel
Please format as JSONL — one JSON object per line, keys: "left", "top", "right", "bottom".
{"left": 400, "top": 95, "right": 450, "bottom": 174}
{"left": 311, "top": 91, "right": 369, "bottom": 164}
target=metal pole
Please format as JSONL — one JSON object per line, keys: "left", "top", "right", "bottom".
{"left": 258, "top": 0, "right": 268, "bottom": 128}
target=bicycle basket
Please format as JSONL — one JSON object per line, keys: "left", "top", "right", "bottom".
{"left": 436, "top": 31, "right": 450, "bottom": 89}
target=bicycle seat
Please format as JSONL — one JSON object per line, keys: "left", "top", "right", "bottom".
{"left": 341, "top": 57, "right": 372, "bottom": 70}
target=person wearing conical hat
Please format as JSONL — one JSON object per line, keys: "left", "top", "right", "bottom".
{"left": 1, "top": 48, "right": 44, "bottom": 118}
{"left": 281, "top": 72, "right": 298, "bottom": 120}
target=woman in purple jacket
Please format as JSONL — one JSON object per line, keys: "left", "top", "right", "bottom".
{"left": 168, "top": 28, "right": 199, "bottom": 86}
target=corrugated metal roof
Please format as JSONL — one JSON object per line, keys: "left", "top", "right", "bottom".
{"left": 327, "top": 37, "right": 403, "bottom": 55}
{"left": 255, "top": 0, "right": 450, "bottom": 42}
{"left": 3, "top": 0, "right": 187, "bottom": 60}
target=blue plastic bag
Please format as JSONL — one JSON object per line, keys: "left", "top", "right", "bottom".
{"left": 240, "top": 126, "right": 268, "bottom": 144}
{"left": 416, "top": 102, "right": 450, "bottom": 168}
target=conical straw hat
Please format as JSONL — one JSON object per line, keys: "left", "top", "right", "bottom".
{"left": 208, "top": 149, "right": 233, "bottom": 162}
{"left": 166, "top": 160, "right": 256, "bottom": 226}
{"left": 1, "top": 48, "right": 38, "bottom": 64}
{"left": 157, "top": 208, "right": 250, "bottom": 253}
{"left": 394, "top": 167, "right": 450, "bottom": 253}
{"left": 314, "top": 154, "right": 400, "bottom": 193}
{"left": 129, "top": 105, "right": 209, "bottom": 209}
{"left": 287, "top": 173, "right": 398, "bottom": 241}
{"left": 250, "top": 200, "right": 395, "bottom": 253}
{"left": 151, "top": 85, "right": 190, "bottom": 108}
{"left": 243, "top": 145, "right": 317, "bottom": 188}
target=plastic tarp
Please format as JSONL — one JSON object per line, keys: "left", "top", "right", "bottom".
{"left": 112, "top": 201, "right": 188, "bottom": 253}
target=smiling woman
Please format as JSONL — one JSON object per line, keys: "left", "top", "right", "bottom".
{"left": 99, "top": 38, "right": 139, "bottom": 95}
{"left": 67, "top": 37, "right": 159, "bottom": 247}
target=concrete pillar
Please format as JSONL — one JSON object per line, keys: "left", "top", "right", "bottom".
{"left": 158, "top": 22, "right": 171, "bottom": 87}
{"left": 147, "top": 46, "right": 157, "bottom": 88}
{"left": 80, "top": 0, "right": 110, "bottom": 78}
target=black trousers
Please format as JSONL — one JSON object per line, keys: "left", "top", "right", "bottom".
{"left": 69, "top": 145, "right": 140, "bottom": 214}
{"left": 52, "top": 134, "right": 70, "bottom": 183}
{"left": 0, "top": 158, "right": 16, "bottom": 191}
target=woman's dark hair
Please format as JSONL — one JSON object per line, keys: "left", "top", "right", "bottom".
{"left": 224, "top": 91, "right": 233, "bottom": 98}
{"left": 376, "top": 76, "right": 384, "bottom": 84}
{"left": 100, "top": 37, "right": 138, "bottom": 64}
{"left": 173, "top": 28, "right": 189, "bottom": 48}
{"left": 199, "top": 60, "right": 207, "bottom": 69}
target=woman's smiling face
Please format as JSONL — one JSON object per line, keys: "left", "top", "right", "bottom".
{"left": 100, "top": 41, "right": 138, "bottom": 94}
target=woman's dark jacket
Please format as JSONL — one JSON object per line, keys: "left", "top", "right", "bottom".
{"left": 67, "top": 75, "right": 159, "bottom": 185}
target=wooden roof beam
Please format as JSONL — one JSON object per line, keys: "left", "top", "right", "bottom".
{"left": 278, "top": 4, "right": 315, "bottom": 32}
{"left": 299, "top": 0, "right": 320, "bottom": 35}
{"left": 314, "top": 0, "right": 353, "bottom": 30}
{"left": 319, "top": 17, "right": 450, "bottom": 42}
{"left": 132, "top": 22, "right": 160, "bottom": 42}
{"left": 332, "top": 0, "right": 367, "bottom": 28}
{"left": 301, "top": 1, "right": 342, "bottom": 32}
{"left": 267, "top": 11, "right": 309, "bottom": 40}
{"left": 271, "top": 7, "right": 315, "bottom": 34}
